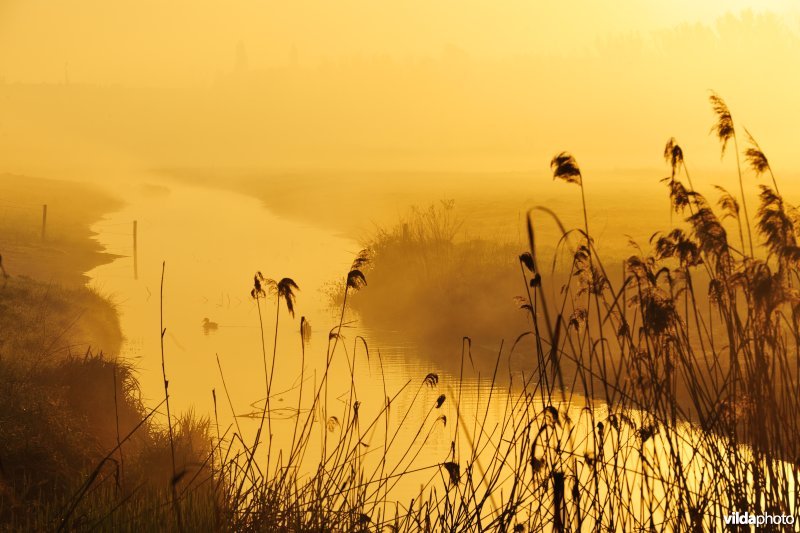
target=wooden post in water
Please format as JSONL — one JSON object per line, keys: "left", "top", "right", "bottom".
{"left": 133, "top": 220, "right": 138, "bottom": 280}
{"left": 41, "top": 204, "right": 47, "bottom": 241}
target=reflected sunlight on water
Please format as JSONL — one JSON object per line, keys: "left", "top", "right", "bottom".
{"left": 85, "top": 177, "right": 518, "bottom": 500}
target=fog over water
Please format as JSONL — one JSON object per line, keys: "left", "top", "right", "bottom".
{"left": 3, "top": 2, "right": 800, "bottom": 521}
{"left": 4, "top": 0, "right": 800, "bottom": 439}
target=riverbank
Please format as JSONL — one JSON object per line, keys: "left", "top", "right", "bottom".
{"left": 0, "top": 173, "right": 122, "bottom": 286}
{"left": 0, "top": 174, "right": 209, "bottom": 529}
{"left": 0, "top": 173, "right": 126, "bottom": 355}
{"left": 160, "top": 166, "right": 681, "bottom": 260}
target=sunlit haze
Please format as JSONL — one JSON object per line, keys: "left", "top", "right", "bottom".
{"left": 3, "top": 3, "right": 800, "bottom": 529}
{"left": 1, "top": 1, "right": 799, "bottom": 174}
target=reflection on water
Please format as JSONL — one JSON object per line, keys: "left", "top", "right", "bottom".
{"left": 86, "top": 178, "right": 511, "bottom": 498}
{"left": 85, "top": 178, "right": 795, "bottom": 527}
{"left": 90, "top": 179, "right": 374, "bottom": 412}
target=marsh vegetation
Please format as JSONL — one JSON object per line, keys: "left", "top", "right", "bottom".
{"left": 327, "top": 200, "right": 529, "bottom": 368}
{"left": 3, "top": 94, "right": 799, "bottom": 531}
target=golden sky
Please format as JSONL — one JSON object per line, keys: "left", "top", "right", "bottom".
{"left": 0, "top": 1, "right": 798, "bottom": 176}
{"left": 1, "top": 0, "right": 797, "bottom": 84}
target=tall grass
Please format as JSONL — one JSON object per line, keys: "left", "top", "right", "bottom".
{"left": 5, "top": 94, "right": 800, "bottom": 531}
{"left": 330, "top": 200, "right": 527, "bottom": 357}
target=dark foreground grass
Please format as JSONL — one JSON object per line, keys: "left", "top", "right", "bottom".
{"left": 0, "top": 277, "right": 212, "bottom": 531}
{"left": 4, "top": 93, "right": 800, "bottom": 531}
{"left": 0, "top": 276, "right": 122, "bottom": 360}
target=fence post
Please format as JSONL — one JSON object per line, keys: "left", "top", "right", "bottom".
{"left": 41, "top": 204, "right": 47, "bottom": 241}
{"left": 133, "top": 220, "right": 138, "bottom": 280}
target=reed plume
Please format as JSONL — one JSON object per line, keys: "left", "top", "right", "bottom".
{"left": 709, "top": 91, "right": 753, "bottom": 256}
{"left": 550, "top": 152, "right": 582, "bottom": 185}
{"left": 663, "top": 138, "right": 684, "bottom": 178}
{"left": 276, "top": 278, "right": 299, "bottom": 317}
{"left": 744, "top": 128, "right": 781, "bottom": 194}
{"left": 709, "top": 92, "right": 735, "bottom": 156}
{"left": 663, "top": 137, "right": 696, "bottom": 193}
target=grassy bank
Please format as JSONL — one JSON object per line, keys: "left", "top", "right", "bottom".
{"left": 327, "top": 200, "right": 531, "bottom": 370}
{"left": 0, "top": 173, "right": 121, "bottom": 285}
{"left": 0, "top": 287, "right": 209, "bottom": 529}
{"left": 161, "top": 167, "right": 678, "bottom": 263}
{"left": 0, "top": 176, "right": 214, "bottom": 530}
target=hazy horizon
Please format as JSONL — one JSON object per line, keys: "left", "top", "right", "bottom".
{"left": 4, "top": 3, "right": 800, "bottom": 529}
{"left": 1, "top": 3, "right": 799, "bottom": 177}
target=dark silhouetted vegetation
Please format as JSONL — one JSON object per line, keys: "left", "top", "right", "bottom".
{"left": 3, "top": 94, "right": 800, "bottom": 531}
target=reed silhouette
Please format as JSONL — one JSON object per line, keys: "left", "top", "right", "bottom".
{"left": 6, "top": 94, "right": 800, "bottom": 531}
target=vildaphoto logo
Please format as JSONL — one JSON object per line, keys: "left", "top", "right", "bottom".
{"left": 724, "top": 511, "right": 795, "bottom": 527}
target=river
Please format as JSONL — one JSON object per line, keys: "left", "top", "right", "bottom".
{"left": 85, "top": 177, "right": 517, "bottom": 507}
{"left": 84, "top": 176, "right": 796, "bottom": 528}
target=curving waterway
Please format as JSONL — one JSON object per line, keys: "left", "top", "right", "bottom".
{"left": 85, "top": 177, "right": 512, "bottom": 505}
